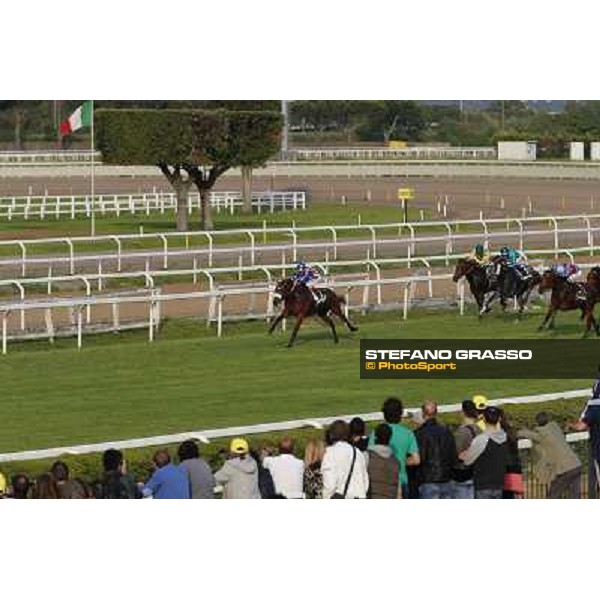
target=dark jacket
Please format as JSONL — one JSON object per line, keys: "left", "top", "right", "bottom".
{"left": 95, "top": 472, "right": 141, "bottom": 499}
{"left": 367, "top": 445, "right": 400, "bottom": 499}
{"left": 463, "top": 429, "right": 509, "bottom": 491}
{"left": 415, "top": 418, "right": 457, "bottom": 484}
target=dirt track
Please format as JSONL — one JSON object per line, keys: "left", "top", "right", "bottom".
{"left": 2, "top": 174, "right": 600, "bottom": 221}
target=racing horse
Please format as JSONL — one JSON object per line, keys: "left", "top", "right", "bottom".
{"left": 538, "top": 269, "right": 599, "bottom": 337}
{"left": 586, "top": 266, "right": 600, "bottom": 307}
{"left": 268, "top": 278, "right": 358, "bottom": 347}
{"left": 452, "top": 257, "right": 540, "bottom": 317}
{"left": 489, "top": 257, "right": 541, "bottom": 314}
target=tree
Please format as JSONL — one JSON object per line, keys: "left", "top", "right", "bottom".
{"left": 357, "top": 101, "right": 426, "bottom": 143}
{"left": 0, "top": 101, "right": 28, "bottom": 149}
{"left": 229, "top": 112, "right": 282, "bottom": 213}
{"left": 96, "top": 108, "right": 281, "bottom": 231}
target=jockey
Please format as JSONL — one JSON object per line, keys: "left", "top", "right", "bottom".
{"left": 499, "top": 246, "right": 530, "bottom": 281}
{"left": 553, "top": 263, "right": 587, "bottom": 304}
{"left": 469, "top": 243, "right": 490, "bottom": 266}
{"left": 293, "top": 260, "right": 324, "bottom": 304}
{"left": 553, "top": 262, "right": 579, "bottom": 282}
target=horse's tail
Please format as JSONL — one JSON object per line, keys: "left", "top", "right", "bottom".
{"left": 336, "top": 293, "right": 346, "bottom": 305}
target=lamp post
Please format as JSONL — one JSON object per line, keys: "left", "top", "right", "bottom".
{"left": 281, "top": 100, "right": 289, "bottom": 158}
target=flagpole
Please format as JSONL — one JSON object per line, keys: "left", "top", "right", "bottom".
{"left": 91, "top": 100, "right": 95, "bottom": 237}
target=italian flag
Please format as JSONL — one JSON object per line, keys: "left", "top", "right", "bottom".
{"left": 59, "top": 101, "right": 92, "bottom": 136}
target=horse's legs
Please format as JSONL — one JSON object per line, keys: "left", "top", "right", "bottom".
{"left": 268, "top": 310, "right": 287, "bottom": 335}
{"left": 519, "top": 283, "right": 535, "bottom": 314}
{"left": 331, "top": 300, "right": 358, "bottom": 332}
{"left": 287, "top": 314, "right": 305, "bottom": 347}
{"left": 481, "top": 291, "right": 496, "bottom": 315}
{"left": 584, "top": 308, "right": 599, "bottom": 337}
{"left": 319, "top": 314, "right": 339, "bottom": 344}
{"left": 539, "top": 306, "right": 555, "bottom": 331}
{"left": 475, "top": 292, "right": 484, "bottom": 316}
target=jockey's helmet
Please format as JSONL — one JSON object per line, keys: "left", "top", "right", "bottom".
{"left": 475, "top": 243, "right": 484, "bottom": 256}
{"left": 500, "top": 246, "right": 510, "bottom": 257}
{"left": 295, "top": 260, "right": 307, "bottom": 270}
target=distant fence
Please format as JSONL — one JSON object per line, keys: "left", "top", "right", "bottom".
{"left": 285, "top": 146, "right": 497, "bottom": 161}
{"left": 0, "top": 150, "right": 101, "bottom": 165}
{"left": 0, "top": 190, "right": 307, "bottom": 220}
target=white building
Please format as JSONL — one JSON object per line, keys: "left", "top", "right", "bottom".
{"left": 497, "top": 141, "right": 537, "bottom": 161}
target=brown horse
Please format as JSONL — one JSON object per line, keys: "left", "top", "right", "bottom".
{"left": 268, "top": 278, "right": 358, "bottom": 347}
{"left": 586, "top": 267, "right": 600, "bottom": 307}
{"left": 538, "top": 269, "right": 599, "bottom": 337}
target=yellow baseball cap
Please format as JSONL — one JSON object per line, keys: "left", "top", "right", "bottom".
{"left": 473, "top": 394, "right": 488, "bottom": 410}
{"left": 230, "top": 438, "right": 249, "bottom": 454}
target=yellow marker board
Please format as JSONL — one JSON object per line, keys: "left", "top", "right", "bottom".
{"left": 397, "top": 188, "right": 415, "bottom": 201}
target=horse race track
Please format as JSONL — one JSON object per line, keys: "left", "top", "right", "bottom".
{"left": 0, "top": 307, "right": 593, "bottom": 454}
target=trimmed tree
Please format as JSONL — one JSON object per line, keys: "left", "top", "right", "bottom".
{"left": 96, "top": 109, "right": 195, "bottom": 231}
{"left": 227, "top": 111, "right": 282, "bottom": 213}
{"left": 96, "top": 108, "right": 281, "bottom": 230}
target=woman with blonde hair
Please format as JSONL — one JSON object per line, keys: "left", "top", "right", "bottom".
{"left": 303, "top": 439, "right": 326, "bottom": 499}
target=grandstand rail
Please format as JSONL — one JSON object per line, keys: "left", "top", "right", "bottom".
{"left": 0, "top": 389, "right": 589, "bottom": 462}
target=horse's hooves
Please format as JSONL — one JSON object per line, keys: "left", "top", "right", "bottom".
{"left": 537, "top": 326, "right": 544, "bottom": 332}
{"left": 286, "top": 343, "right": 294, "bottom": 348}
{"left": 350, "top": 326, "right": 359, "bottom": 332}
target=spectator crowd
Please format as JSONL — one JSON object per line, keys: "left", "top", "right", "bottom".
{"left": 0, "top": 394, "right": 597, "bottom": 500}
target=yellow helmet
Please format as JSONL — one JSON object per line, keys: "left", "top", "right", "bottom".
{"left": 230, "top": 438, "right": 250, "bottom": 455}
{"left": 472, "top": 394, "right": 488, "bottom": 411}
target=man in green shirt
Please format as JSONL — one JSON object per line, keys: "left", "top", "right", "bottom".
{"left": 369, "top": 397, "right": 420, "bottom": 497}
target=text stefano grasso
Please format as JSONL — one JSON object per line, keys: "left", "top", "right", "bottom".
{"left": 364, "top": 349, "right": 533, "bottom": 361}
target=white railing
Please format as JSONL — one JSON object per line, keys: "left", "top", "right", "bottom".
{"left": 1, "top": 242, "right": 597, "bottom": 347}
{"left": 0, "top": 269, "right": 484, "bottom": 353}
{"left": 0, "top": 388, "right": 589, "bottom": 462}
{"left": 0, "top": 245, "right": 584, "bottom": 352}
{"left": 0, "top": 215, "right": 598, "bottom": 277}
{"left": 0, "top": 150, "right": 101, "bottom": 164}
{"left": 0, "top": 191, "right": 307, "bottom": 220}
{"left": 2, "top": 243, "right": 597, "bottom": 323}
{"left": 286, "top": 146, "right": 497, "bottom": 161}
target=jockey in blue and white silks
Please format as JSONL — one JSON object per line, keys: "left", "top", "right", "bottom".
{"left": 293, "top": 261, "right": 324, "bottom": 303}
{"left": 553, "top": 262, "right": 579, "bottom": 281}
